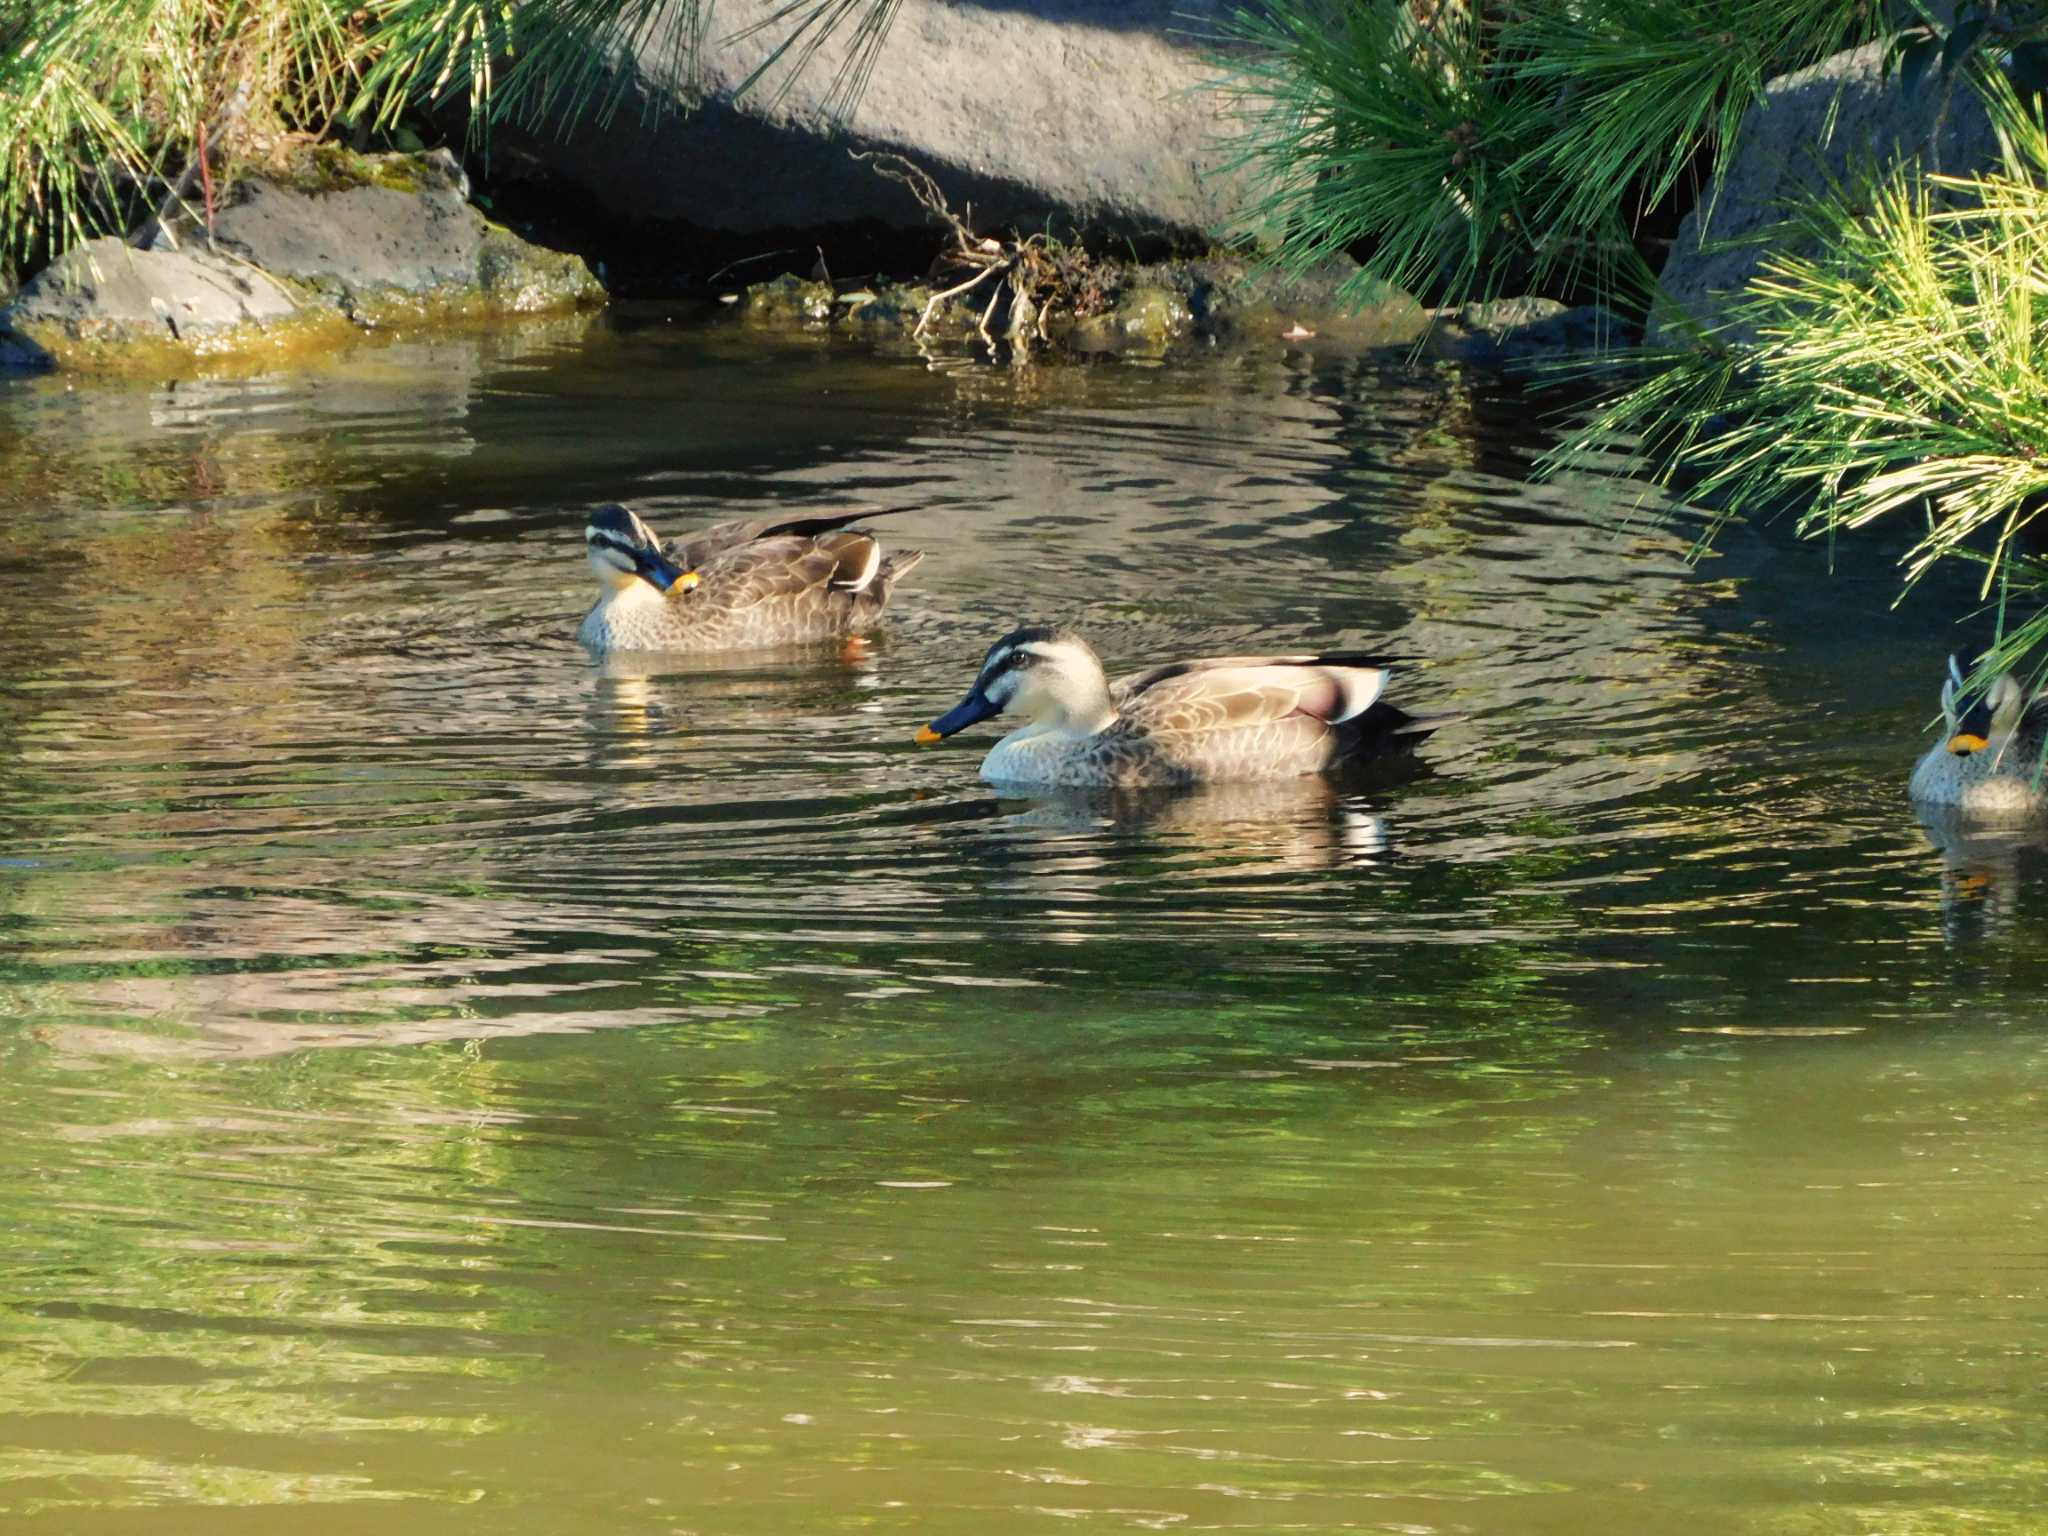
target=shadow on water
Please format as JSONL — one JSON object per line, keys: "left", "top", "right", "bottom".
{"left": 3, "top": 317, "right": 2048, "bottom": 1534}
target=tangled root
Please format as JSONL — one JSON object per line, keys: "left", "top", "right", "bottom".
{"left": 852, "top": 150, "right": 1116, "bottom": 355}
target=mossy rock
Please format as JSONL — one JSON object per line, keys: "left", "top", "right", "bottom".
{"left": 743, "top": 274, "right": 835, "bottom": 325}
{"left": 244, "top": 143, "right": 460, "bottom": 199}
{"left": 0, "top": 142, "right": 603, "bottom": 375}
{"left": 1425, "top": 298, "right": 1628, "bottom": 364}
{"left": 477, "top": 226, "right": 606, "bottom": 312}
{"left": 832, "top": 282, "right": 933, "bottom": 330}
{"left": 1112, "top": 284, "right": 1192, "bottom": 344}
{"left": 1454, "top": 297, "right": 1568, "bottom": 333}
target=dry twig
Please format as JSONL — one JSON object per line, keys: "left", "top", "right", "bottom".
{"left": 849, "top": 147, "right": 1117, "bottom": 357}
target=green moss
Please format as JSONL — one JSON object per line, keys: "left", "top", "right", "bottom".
{"left": 742, "top": 274, "right": 835, "bottom": 325}
{"left": 5, "top": 306, "right": 364, "bottom": 377}
{"left": 476, "top": 227, "right": 606, "bottom": 311}
{"left": 234, "top": 145, "right": 448, "bottom": 200}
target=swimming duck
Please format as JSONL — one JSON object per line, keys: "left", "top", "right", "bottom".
{"left": 578, "top": 502, "right": 923, "bottom": 654}
{"left": 915, "top": 625, "right": 1449, "bottom": 787}
{"left": 1909, "top": 654, "right": 2048, "bottom": 815}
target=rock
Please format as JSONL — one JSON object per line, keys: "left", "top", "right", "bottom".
{"left": 0, "top": 148, "right": 604, "bottom": 371}
{"left": 207, "top": 148, "right": 602, "bottom": 314}
{"left": 475, "top": 226, "right": 609, "bottom": 313}
{"left": 743, "top": 273, "right": 837, "bottom": 324}
{"left": 1112, "top": 285, "right": 1191, "bottom": 344}
{"left": 1453, "top": 297, "right": 1568, "bottom": 334}
{"left": 838, "top": 283, "right": 934, "bottom": 329}
{"left": 1655, "top": 41, "right": 2001, "bottom": 339}
{"left": 1426, "top": 297, "right": 1629, "bottom": 364}
{"left": 1187, "top": 256, "right": 1425, "bottom": 347}
{"left": 205, "top": 150, "right": 482, "bottom": 298}
{"left": 495, "top": 0, "right": 1247, "bottom": 248}
{"left": 734, "top": 250, "right": 1427, "bottom": 356}
{"left": 0, "top": 239, "right": 319, "bottom": 370}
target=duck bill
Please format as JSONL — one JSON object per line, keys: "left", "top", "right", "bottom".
{"left": 637, "top": 549, "right": 696, "bottom": 593}
{"left": 916, "top": 690, "right": 999, "bottom": 744}
{"left": 1949, "top": 697, "right": 1995, "bottom": 755}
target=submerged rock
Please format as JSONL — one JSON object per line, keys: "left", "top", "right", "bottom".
{"left": 0, "top": 148, "right": 604, "bottom": 373}
{"left": 734, "top": 251, "right": 1428, "bottom": 359}
{"left": 1162, "top": 256, "right": 1424, "bottom": 349}
{"left": 1105, "top": 284, "right": 1191, "bottom": 344}
{"left": 742, "top": 274, "right": 837, "bottom": 324}
{"left": 1426, "top": 297, "right": 1629, "bottom": 364}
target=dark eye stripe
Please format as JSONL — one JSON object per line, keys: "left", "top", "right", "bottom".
{"left": 982, "top": 645, "right": 1048, "bottom": 679}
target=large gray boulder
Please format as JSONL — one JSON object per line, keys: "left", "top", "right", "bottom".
{"left": 210, "top": 151, "right": 486, "bottom": 297}
{"left": 499, "top": 0, "right": 1247, "bottom": 244}
{"left": 0, "top": 148, "right": 603, "bottom": 371}
{"left": 0, "top": 239, "right": 307, "bottom": 369}
{"left": 1655, "top": 41, "right": 2001, "bottom": 339}
{"left": 207, "top": 147, "right": 602, "bottom": 314}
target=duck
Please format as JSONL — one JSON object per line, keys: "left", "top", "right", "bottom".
{"left": 914, "top": 625, "right": 1451, "bottom": 787}
{"left": 1909, "top": 653, "right": 2048, "bottom": 815}
{"left": 577, "top": 502, "right": 923, "bottom": 654}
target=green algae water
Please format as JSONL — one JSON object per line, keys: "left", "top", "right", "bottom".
{"left": 2, "top": 313, "right": 2046, "bottom": 1534}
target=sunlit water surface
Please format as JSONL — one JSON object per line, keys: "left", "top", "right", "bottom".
{"left": 3, "top": 314, "right": 2046, "bottom": 1534}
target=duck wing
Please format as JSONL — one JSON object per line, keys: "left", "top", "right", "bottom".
{"left": 663, "top": 506, "right": 911, "bottom": 572}
{"left": 1094, "top": 655, "right": 1410, "bottom": 782}
{"left": 694, "top": 529, "right": 888, "bottom": 604}
{"left": 1113, "top": 654, "right": 1400, "bottom": 724}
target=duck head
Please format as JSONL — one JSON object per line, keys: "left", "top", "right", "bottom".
{"left": 1944, "top": 654, "right": 2026, "bottom": 759}
{"left": 916, "top": 626, "right": 1115, "bottom": 744}
{"left": 585, "top": 503, "right": 698, "bottom": 595}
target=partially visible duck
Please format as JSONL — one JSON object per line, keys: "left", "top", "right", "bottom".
{"left": 578, "top": 502, "right": 922, "bottom": 654}
{"left": 915, "top": 625, "right": 1450, "bottom": 787}
{"left": 1909, "top": 653, "right": 2048, "bottom": 816}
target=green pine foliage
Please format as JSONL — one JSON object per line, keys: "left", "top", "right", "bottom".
{"left": 0, "top": 0, "right": 359, "bottom": 265}
{"left": 1226, "top": 1, "right": 2048, "bottom": 684}
{"left": 1219, "top": 0, "right": 1881, "bottom": 309}
{"left": 0, "top": 0, "right": 898, "bottom": 271}
{"left": 1551, "top": 74, "right": 2048, "bottom": 684}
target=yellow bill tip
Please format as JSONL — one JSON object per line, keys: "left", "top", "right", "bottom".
{"left": 1949, "top": 732, "right": 1989, "bottom": 756}
{"left": 915, "top": 726, "right": 943, "bottom": 745}
{"left": 677, "top": 570, "right": 701, "bottom": 592}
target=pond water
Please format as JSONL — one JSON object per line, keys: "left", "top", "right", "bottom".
{"left": 2, "top": 313, "right": 2045, "bottom": 1534}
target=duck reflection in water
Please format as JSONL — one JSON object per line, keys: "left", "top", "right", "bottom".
{"left": 584, "top": 638, "right": 882, "bottom": 769}
{"left": 966, "top": 775, "right": 1404, "bottom": 891}
{"left": 1915, "top": 803, "right": 2048, "bottom": 943}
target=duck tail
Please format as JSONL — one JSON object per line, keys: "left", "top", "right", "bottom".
{"left": 879, "top": 548, "right": 926, "bottom": 588}
{"left": 1343, "top": 702, "right": 1464, "bottom": 752}
{"left": 1382, "top": 707, "right": 1466, "bottom": 740}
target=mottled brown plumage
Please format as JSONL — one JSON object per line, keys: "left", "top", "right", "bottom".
{"left": 919, "top": 626, "right": 1450, "bottom": 787}
{"left": 578, "top": 503, "right": 921, "bottom": 654}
